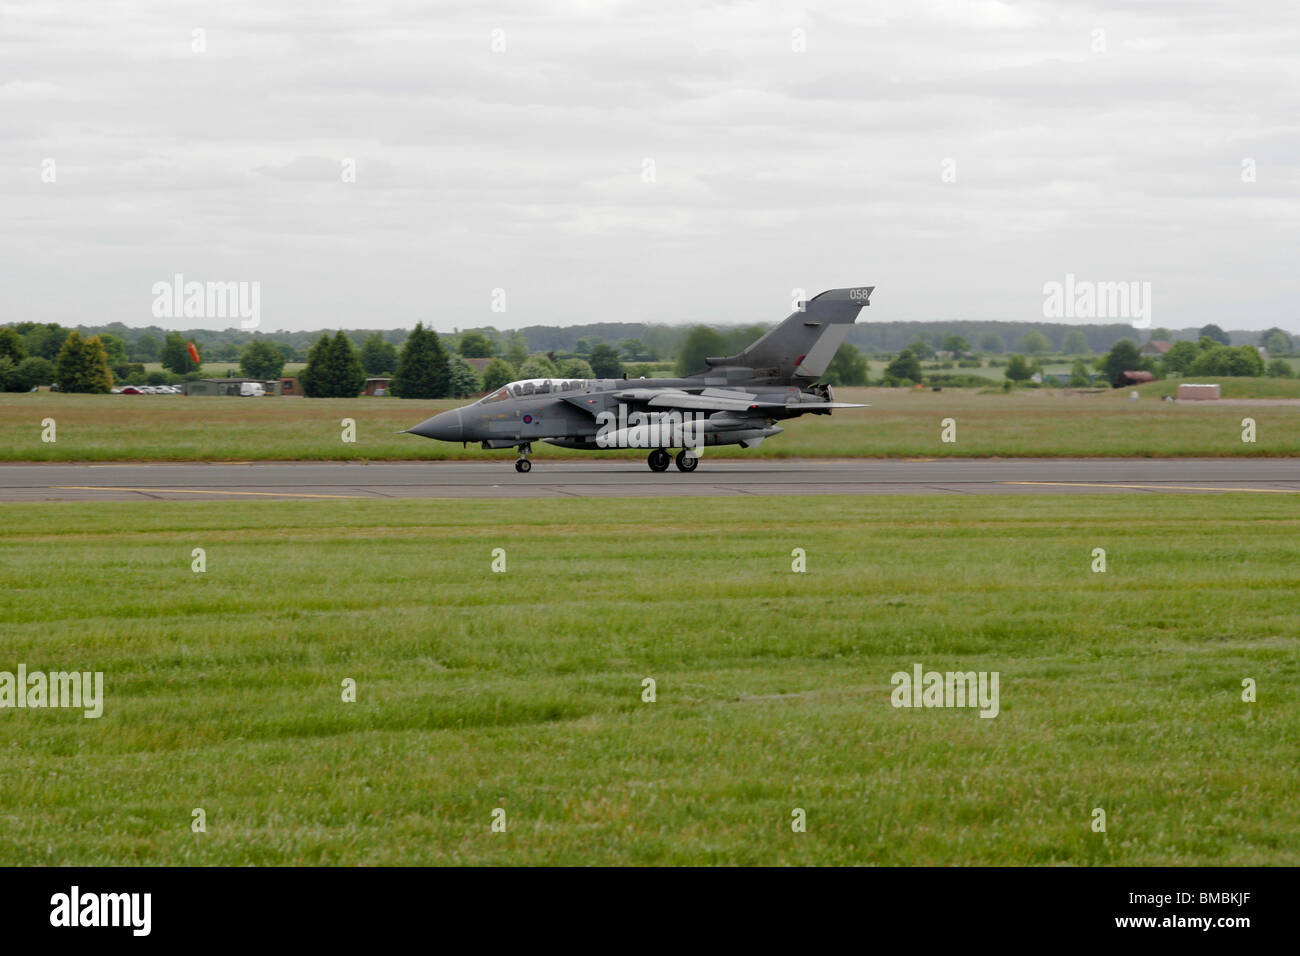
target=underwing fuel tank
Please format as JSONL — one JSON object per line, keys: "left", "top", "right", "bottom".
{"left": 596, "top": 422, "right": 784, "bottom": 449}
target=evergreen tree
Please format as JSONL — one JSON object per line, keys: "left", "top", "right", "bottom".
{"left": 360, "top": 332, "right": 398, "bottom": 375}
{"left": 448, "top": 356, "right": 484, "bottom": 397}
{"left": 240, "top": 338, "right": 287, "bottom": 379}
{"left": 482, "top": 357, "right": 515, "bottom": 392}
{"left": 1101, "top": 340, "right": 1144, "bottom": 386}
{"left": 328, "top": 330, "right": 366, "bottom": 396}
{"left": 299, "top": 332, "right": 363, "bottom": 397}
{"left": 391, "top": 321, "right": 450, "bottom": 399}
{"left": 300, "top": 335, "right": 331, "bottom": 397}
{"left": 56, "top": 331, "right": 114, "bottom": 393}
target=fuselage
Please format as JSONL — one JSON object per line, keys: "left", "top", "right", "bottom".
{"left": 404, "top": 285, "right": 873, "bottom": 470}
{"left": 406, "top": 376, "right": 833, "bottom": 450}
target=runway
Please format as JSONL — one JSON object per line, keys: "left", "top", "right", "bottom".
{"left": 1, "top": 458, "right": 1297, "bottom": 501}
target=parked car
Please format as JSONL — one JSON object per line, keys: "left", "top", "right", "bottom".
{"left": 120, "top": 386, "right": 142, "bottom": 394}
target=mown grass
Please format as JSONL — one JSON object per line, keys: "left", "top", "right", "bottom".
{"left": 3, "top": 384, "right": 1298, "bottom": 461}
{"left": 1134, "top": 376, "right": 1300, "bottom": 399}
{"left": 0, "top": 495, "right": 1296, "bottom": 865}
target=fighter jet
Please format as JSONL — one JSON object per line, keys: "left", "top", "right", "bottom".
{"left": 406, "top": 286, "right": 873, "bottom": 472}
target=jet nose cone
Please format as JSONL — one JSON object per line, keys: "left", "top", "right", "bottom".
{"left": 407, "top": 409, "right": 464, "bottom": 442}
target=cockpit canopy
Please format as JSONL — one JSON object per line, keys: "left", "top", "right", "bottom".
{"left": 477, "top": 378, "right": 595, "bottom": 404}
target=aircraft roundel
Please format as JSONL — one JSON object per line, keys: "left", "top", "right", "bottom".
{"left": 523, "top": 414, "right": 533, "bottom": 423}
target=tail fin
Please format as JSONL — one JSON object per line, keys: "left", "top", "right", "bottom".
{"left": 700, "top": 287, "right": 873, "bottom": 383}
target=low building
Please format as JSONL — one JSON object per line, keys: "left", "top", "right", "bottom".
{"left": 1117, "top": 370, "right": 1155, "bottom": 387}
{"left": 280, "top": 376, "right": 302, "bottom": 396}
{"left": 1140, "top": 340, "right": 1173, "bottom": 356}
{"left": 363, "top": 377, "right": 392, "bottom": 396}
{"left": 183, "top": 378, "right": 281, "bottom": 396}
{"left": 1177, "top": 383, "right": 1221, "bottom": 401}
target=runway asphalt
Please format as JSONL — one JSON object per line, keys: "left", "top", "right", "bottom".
{"left": 0, "top": 458, "right": 1297, "bottom": 501}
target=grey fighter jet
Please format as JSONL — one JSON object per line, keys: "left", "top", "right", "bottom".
{"left": 406, "top": 286, "right": 873, "bottom": 472}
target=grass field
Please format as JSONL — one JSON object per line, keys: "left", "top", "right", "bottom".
{"left": 1, "top": 495, "right": 1296, "bottom": 865}
{"left": 3, "top": 382, "right": 1298, "bottom": 461}
{"left": 1135, "top": 376, "right": 1300, "bottom": 399}
{"left": 868, "top": 358, "right": 1082, "bottom": 381}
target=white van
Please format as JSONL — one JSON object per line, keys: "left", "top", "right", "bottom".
{"left": 239, "top": 382, "right": 266, "bottom": 397}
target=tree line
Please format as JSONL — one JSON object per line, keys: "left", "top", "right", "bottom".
{"left": 2, "top": 316, "right": 1293, "bottom": 395}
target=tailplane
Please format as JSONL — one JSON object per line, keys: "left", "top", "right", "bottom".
{"left": 698, "top": 286, "right": 873, "bottom": 383}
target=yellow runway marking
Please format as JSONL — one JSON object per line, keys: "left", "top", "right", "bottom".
{"left": 55, "top": 486, "right": 366, "bottom": 499}
{"left": 1001, "top": 481, "right": 1299, "bottom": 494}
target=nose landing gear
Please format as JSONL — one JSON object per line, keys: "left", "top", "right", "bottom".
{"left": 515, "top": 443, "right": 533, "bottom": 473}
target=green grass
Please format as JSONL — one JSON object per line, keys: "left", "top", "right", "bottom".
{"left": 3, "top": 386, "right": 1298, "bottom": 461}
{"left": 1136, "top": 376, "right": 1300, "bottom": 399}
{"left": 0, "top": 495, "right": 1296, "bottom": 864}
{"left": 870, "top": 357, "right": 1091, "bottom": 381}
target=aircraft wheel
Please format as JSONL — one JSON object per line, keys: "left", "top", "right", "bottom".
{"left": 674, "top": 450, "right": 699, "bottom": 473}
{"left": 647, "top": 449, "right": 670, "bottom": 472}
{"left": 515, "top": 459, "right": 532, "bottom": 473}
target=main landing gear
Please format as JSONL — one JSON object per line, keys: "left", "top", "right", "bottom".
{"left": 645, "top": 449, "right": 698, "bottom": 473}
{"left": 515, "top": 443, "right": 532, "bottom": 473}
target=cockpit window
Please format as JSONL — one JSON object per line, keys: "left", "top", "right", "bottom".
{"left": 481, "top": 378, "right": 595, "bottom": 403}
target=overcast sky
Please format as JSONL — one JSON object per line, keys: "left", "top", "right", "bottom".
{"left": 3, "top": 0, "right": 1298, "bottom": 334}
